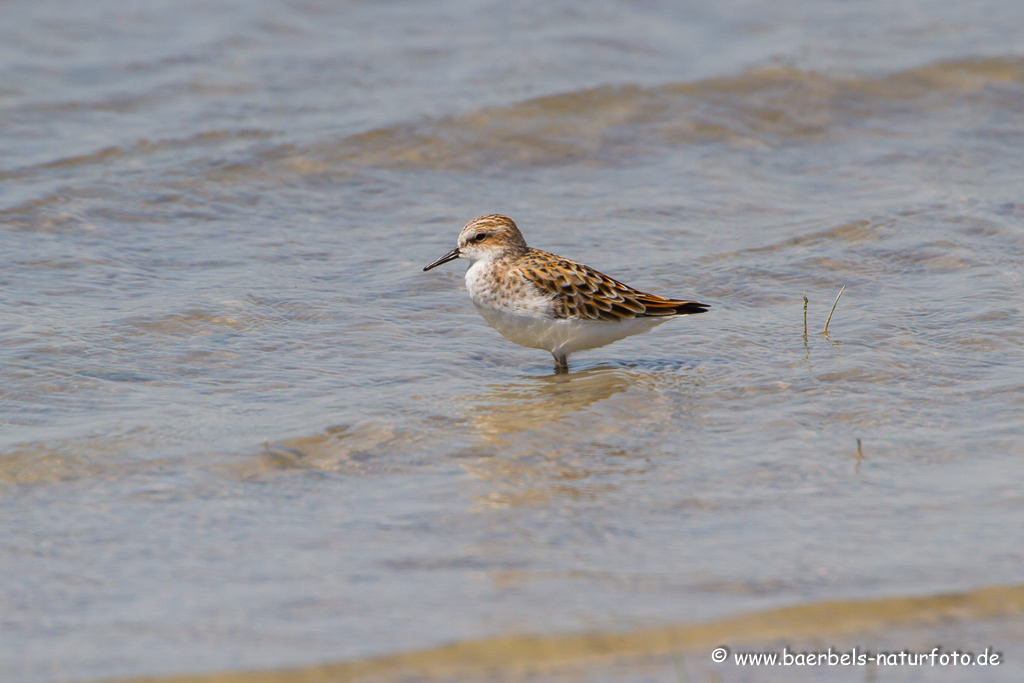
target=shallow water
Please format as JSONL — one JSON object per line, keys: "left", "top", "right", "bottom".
{"left": 2, "top": 1, "right": 1024, "bottom": 681}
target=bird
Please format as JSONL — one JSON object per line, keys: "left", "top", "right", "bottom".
{"left": 423, "top": 214, "right": 709, "bottom": 371}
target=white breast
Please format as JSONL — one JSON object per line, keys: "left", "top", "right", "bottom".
{"left": 463, "top": 260, "right": 669, "bottom": 356}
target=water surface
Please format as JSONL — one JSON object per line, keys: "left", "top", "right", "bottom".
{"left": 2, "top": 1, "right": 1024, "bottom": 681}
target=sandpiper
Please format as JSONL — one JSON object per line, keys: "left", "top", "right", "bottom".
{"left": 423, "top": 214, "right": 709, "bottom": 370}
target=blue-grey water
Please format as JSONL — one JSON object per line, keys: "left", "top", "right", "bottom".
{"left": 2, "top": 1, "right": 1024, "bottom": 682}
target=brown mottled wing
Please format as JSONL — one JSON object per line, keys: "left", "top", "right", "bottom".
{"left": 516, "top": 250, "right": 710, "bottom": 322}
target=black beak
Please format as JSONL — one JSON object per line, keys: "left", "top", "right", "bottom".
{"left": 423, "top": 247, "right": 461, "bottom": 271}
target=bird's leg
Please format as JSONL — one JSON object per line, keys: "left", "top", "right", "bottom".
{"left": 552, "top": 351, "right": 569, "bottom": 373}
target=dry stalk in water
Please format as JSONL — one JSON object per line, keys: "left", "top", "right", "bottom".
{"left": 803, "top": 292, "right": 808, "bottom": 341}
{"left": 823, "top": 286, "right": 846, "bottom": 334}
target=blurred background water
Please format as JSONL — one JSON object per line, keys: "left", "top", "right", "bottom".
{"left": 2, "top": 1, "right": 1024, "bottom": 681}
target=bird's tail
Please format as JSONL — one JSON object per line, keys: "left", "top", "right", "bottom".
{"left": 636, "top": 295, "right": 710, "bottom": 316}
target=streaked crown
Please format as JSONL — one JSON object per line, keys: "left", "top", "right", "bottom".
{"left": 457, "top": 214, "right": 529, "bottom": 261}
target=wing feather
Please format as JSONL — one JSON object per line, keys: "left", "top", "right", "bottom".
{"left": 515, "top": 250, "right": 710, "bottom": 322}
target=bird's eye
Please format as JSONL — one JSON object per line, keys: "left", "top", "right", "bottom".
{"left": 474, "top": 232, "right": 487, "bottom": 242}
